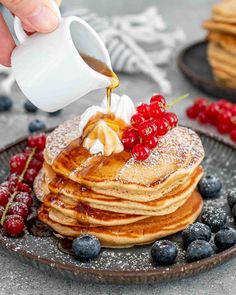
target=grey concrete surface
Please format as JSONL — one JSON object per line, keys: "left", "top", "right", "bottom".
{"left": 0, "top": 0, "right": 236, "bottom": 294}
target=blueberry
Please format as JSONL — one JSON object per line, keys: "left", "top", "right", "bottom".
{"left": 231, "top": 204, "right": 236, "bottom": 222}
{"left": 48, "top": 109, "right": 62, "bottom": 116}
{"left": 214, "top": 226, "right": 236, "bottom": 251}
{"left": 24, "top": 100, "right": 38, "bottom": 113}
{"left": 151, "top": 240, "right": 178, "bottom": 266}
{"left": 201, "top": 207, "right": 227, "bottom": 232}
{"left": 186, "top": 240, "right": 214, "bottom": 262}
{"left": 227, "top": 189, "right": 236, "bottom": 209}
{"left": 0, "top": 95, "right": 12, "bottom": 112}
{"left": 198, "top": 175, "right": 222, "bottom": 198}
{"left": 28, "top": 119, "right": 46, "bottom": 133}
{"left": 72, "top": 234, "right": 101, "bottom": 261}
{"left": 182, "top": 222, "right": 211, "bottom": 247}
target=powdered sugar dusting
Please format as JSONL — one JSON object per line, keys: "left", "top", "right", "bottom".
{"left": 45, "top": 117, "right": 81, "bottom": 164}
{"left": 116, "top": 127, "right": 204, "bottom": 183}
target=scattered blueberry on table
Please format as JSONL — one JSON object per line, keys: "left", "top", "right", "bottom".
{"left": 24, "top": 100, "right": 38, "bottom": 113}
{"left": 47, "top": 109, "right": 62, "bottom": 116}
{"left": 227, "top": 189, "right": 236, "bottom": 209}
{"left": 28, "top": 119, "right": 46, "bottom": 133}
{"left": 201, "top": 207, "right": 227, "bottom": 233}
{"left": 0, "top": 95, "right": 12, "bottom": 112}
{"left": 182, "top": 222, "right": 212, "bottom": 247}
{"left": 151, "top": 240, "right": 178, "bottom": 266}
{"left": 198, "top": 175, "right": 222, "bottom": 198}
{"left": 214, "top": 226, "right": 236, "bottom": 251}
{"left": 72, "top": 234, "right": 101, "bottom": 261}
{"left": 186, "top": 240, "right": 214, "bottom": 262}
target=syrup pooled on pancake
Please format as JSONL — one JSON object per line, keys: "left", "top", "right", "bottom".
{"left": 34, "top": 93, "right": 205, "bottom": 247}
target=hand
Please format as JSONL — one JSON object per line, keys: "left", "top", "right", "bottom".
{"left": 0, "top": 0, "right": 61, "bottom": 67}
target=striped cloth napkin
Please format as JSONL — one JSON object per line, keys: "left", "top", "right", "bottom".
{"left": 63, "top": 6, "right": 186, "bottom": 94}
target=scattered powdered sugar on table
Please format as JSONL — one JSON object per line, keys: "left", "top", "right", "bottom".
{"left": 0, "top": 133, "right": 235, "bottom": 274}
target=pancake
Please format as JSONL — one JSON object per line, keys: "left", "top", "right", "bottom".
{"left": 38, "top": 190, "right": 203, "bottom": 248}
{"left": 44, "top": 125, "right": 204, "bottom": 201}
{"left": 213, "top": 68, "right": 236, "bottom": 88}
{"left": 34, "top": 165, "right": 203, "bottom": 216}
{"left": 208, "top": 32, "right": 236, "bottom": 55}
{"left": 212, "top": 1, "right": 236, "bottom": 23}
{"left": 208, "top": 42, "right": 236, "bottom": 67}
{"left": 203, "top": 19, "right": 236, "bottom": 36}
{"left": 43, "top": 194, "right": 148, "bottom": 226}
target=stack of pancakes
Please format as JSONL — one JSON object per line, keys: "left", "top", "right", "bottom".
{"left": 203, "top": 0, "right": 236, "bottom": 88}
{"left": 34, "top": 116, "right": 204, "bottom": 248}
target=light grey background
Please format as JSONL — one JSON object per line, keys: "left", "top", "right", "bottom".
{"left": 1, "top": 0, "right": 236, "bottom": 294}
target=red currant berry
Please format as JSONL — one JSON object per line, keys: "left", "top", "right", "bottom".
{"left": 231, "top": 116, "right": 236, "bottom": 129}
{"left": 27, "top": 133, "right": 46, "bottom": 151}
{"left": 150, "top": 94, "right": 166, "bottom": 108}
{"left": 138, "top": 120, "right": 157, "bottom": 139}
{"left": 130, "top": 113, "right": 145, "bottom": 129}
{"left": 136, "top": 103, "right": 150, "bottom": 119}
{"left": 7, "top": 173, "right": 19, "bottom": 185}
{"left": 230, "top": 129, "right": 236, "bottom": 142}
{"left": 29, "top": 158, "right": 43, "bottom": 172}
{"left": 17, "top": 182, "right": 32, "bottom": 194}
{"left": 164, "top": 112, "right": 178, "bottom": 128}
{"left": 197, "top": 112, "right": 209, "bottom": 124}
{"left": 122, "top": 129, "right": 140, "bottom": 150}
{"left": 154, "top": 118, "right": 170, "bottom": 136}
{"left": 231, "top": 106, "right": 236, "bottom": 116}
{"left": 206, "top": 103, "right": 220, "bottom": 124}
{"left": 217, "top": 111, "right": 232, "bottom": 126}
{"left": 24, "top": 168, "right": 38, "bottom": 185}
{"left": 1, "top": 181, "right": 15, "bottom": 194}
{"left": 8, "top": 202, "right": 29, "bottom": 219}
{"left": 132, "top": 144, "right": 150, "bottom": 161}
{"left": 24, "top": 146, "right": 33, "bottom": 156}
{"left": 217, "top": 124, "right": 230, "bottom": 134}
{"left": 0, "top": 206, "right": 4, "bottom": 219}
{"left": 35, "top": 151, "right": 44, "bottom": 162}
{"left": 15, "top": 192, "right": 33, "bottom": 209}
{"left": 0, "top": 188, "right": 9, "bottom": 206}
{"left": 149, "top": 102, "right": 165, "bottom": 119}
{"left": 186, "top": 106, "right": 198, "bottom": 119}
{"left": 194, "top": 98, "right": 208, "bottom": 112}
{"left": 3, "top": 215, "right": 25, "bottom": 236}
{"left": 9, "top": 153, "right": 27, "bottom": 175}
{"left": 217, "top": 99, "right": 232, "bottom": 110}
{"left": 143, "top": 136, "right": 158, "bottom": 149}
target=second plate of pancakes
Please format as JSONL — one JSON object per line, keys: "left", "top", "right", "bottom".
{"left": 177, "top": 40, "right": 236, "bottom": 102}
{"left": 0, "top": 129, "right": 236, "bottom": 283}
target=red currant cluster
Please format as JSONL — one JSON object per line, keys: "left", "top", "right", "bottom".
{"left": 122, "top": 94, "right": 178, "bottom": 161}
{"left": 186, "top": 98, "right": 236, "bottom": 142}
{"left": 0, "top": 133, "right": 46, "bottom": 236}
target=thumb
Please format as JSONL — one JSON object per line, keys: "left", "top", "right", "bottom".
{"left": 1, "top": 0, "right": 60, "bottom": 32}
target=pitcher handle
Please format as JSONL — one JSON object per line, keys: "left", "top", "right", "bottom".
{"left": 14, "top": 0, "right": 62, "bottom": 44}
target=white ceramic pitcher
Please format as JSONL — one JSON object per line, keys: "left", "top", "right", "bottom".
{"left": 11, "top": 0, "right": 112, "bottom": 112}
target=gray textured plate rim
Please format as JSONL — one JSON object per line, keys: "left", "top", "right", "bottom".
{"left": 177, "top": 40, "right": 236, "bottom": 92}
{"left": 0, "top": 128, "right": 235, "bottom": 284}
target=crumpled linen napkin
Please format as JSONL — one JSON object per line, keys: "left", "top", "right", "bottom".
{"left": 63, "top": 6, "right": 186, "bottom": 94}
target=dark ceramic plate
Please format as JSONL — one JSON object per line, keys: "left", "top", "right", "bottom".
{"left": 0, "top": 131, "right": 236, "bottom": 284}
{"left": 177, "top": 40, "right": 236, "bottom": 102}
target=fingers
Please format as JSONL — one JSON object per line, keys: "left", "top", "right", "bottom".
{"left": 1, "top": 0, "right": 60, "bottom": 33}
{"left": 0, "top": 14, "right": 15, "bottom": 66}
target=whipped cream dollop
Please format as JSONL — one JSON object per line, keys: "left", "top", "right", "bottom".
{"left": 79, "top": 93, "right": 135, "bottom": 156}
